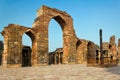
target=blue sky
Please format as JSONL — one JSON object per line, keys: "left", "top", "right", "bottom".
{"left": 0, "top": 0, "right": 120, "bottom": 52}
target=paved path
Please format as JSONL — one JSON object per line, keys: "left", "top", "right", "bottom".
{"left": 0, "top": 64, "right": 120, "bottom": 80}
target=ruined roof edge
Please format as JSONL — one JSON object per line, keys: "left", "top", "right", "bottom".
{"left": 37, "top": 5, "right": 71, "bottom": 17}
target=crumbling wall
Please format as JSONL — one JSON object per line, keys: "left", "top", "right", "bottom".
{"left": 0, "top": 41, "right": 3, "bottom": 65}
{"left": 32, "top": 6, "right": 77, "bottom": 64}
{"left": 76, "top": 39, "right": 88, "bottom": 63}
{"left": 1, "top": 6, "right": 77, "bottom": 67}
{"left": 2, "top": 24, "right": 29, "bottom": 67}
{"left": 87, "top": 41, "right": 96, "bottom": 66}
{"left": 118, "top": 38, "right": 120, "bottom": 63}
{"left": 1, "top": 24, "right": 37, "bottom": 67}
{"left": 109, "top": 35, "right": 117, "bottom": 60}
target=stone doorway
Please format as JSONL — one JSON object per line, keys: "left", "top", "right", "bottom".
{"left": 22, "top": 46, "right": 31, "bottom": 67}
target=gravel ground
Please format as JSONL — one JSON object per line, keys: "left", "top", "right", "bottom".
{"left": 0, "top": 64, "right": 120, "bottom": 80}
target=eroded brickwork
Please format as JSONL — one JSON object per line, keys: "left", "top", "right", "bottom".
{"left": 87, "top": 35, "right": 118, "bottom": 67}
{"left": 0, "top": 41, "right": 3, "bottom": 65}
{"left": 76, "top": 39, "right": 89, "bottom": 63}
{"left": 2, "top": 24, "right": 37, "bottom": 67}
{"left": 32, "top": 6, "right": 77, "bottom": 64}
{"left": 109, "top": 35, "right": 117, "bottom": 60}
{"left": 1, "top": 6, "right": 77, "bottom": 67}
{"left": 118, "top": 38, "right": 120, "bottom": 63}
{"left": 87, "top": 41, "right": 96, "bottom": 66}
{"left": 0, "top": 5, "right": 119, "bottom": 67}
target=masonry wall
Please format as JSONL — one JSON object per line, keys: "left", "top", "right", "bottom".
{"left": 32, "top": 6, "right": 77, "bottom": 64}
{"left": 1, "top": 6, "right": 77, "bottom": 67}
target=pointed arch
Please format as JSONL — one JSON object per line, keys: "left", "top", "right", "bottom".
{"left": 48, "top": 19, "right": 63, "bottom": 52}
{"left": 32, "top": 6, "right": 77, "bottom": 64}
{"left": 22, "top": 30, "right": 36, "bottom": 66}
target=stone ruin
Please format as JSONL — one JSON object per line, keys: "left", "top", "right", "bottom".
{"left": 1, "top": 5, "right": 77, "bottom": 67}
{"left": 118, "top": 38, "right": 120, "bottom": 63}
{"left": 0, "top": 41, "right": 3, "bottom": 65}
{"left": 49, "top": 48, "right": 63, "bottom": 65}
{"left": 87, "top": 30, "right": 118, "bottom": 67}
{"left": 0, "top": 5, "right": 119, "bottom": 67}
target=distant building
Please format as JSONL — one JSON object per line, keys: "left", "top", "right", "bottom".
{"left": 49, "top": 48, "right": 63, "bottom": 65}
{"left": 87, "top": 35, "right": 118, "bottom": 67}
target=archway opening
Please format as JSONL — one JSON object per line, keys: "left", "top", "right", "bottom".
{"left": 22, "top": 46, "right": 31, "bottom": 67}
{"left": 22, "top": 33, "right": 32, "bottom": 67}
{"left": 48, "top": 18, "right": 63, "bottom": 65}
{"left": 76, "top": 40, "right": 81, "bottom": 49}
{"left": 0, "top": 33, "right": 3, "bottom": 66}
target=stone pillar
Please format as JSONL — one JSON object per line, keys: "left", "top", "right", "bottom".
{"left": 118, "top": 38, "right": 120, "bottom": 63}
{"left": 60, "top": 52, "right": 63, "bottom": 64}
{"left": 62, "top": 18, "right": 77, "bottom": 64}
{"left": 87, "top": 41, "right": 96, "bottom": 66}
{"left": 2, "top": 35, "right": 8, "bottom": 67}
{"left": 54, "top": 54, "right": 56, "bottom": 64}
{"left": 109, "top": 35, "right": 117, "bottom": 66}
{"left": 100, "top": 29, "right": 103, "bottom": 64}
{"left": 110, "top": 35, "right": 117, "bottom": 60}
{"left": 58, "top": 53, "right": 60, "bottom": 64}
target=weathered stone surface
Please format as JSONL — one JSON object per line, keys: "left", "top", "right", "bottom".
{"left": 76, "top": 39, "right": 89, "bottom": 64}
{"left": 88, "top": 35, "right": 118, "bottom": 67}
{"left": 49, "top": 48, "right": 63, "bottom": 65}
{"left": 32, "top": 5, "right": 77, "bottom": 64}
{"left": 1, "top": 5, "right": 77, "bottom": 67}
{"left": 0, "top": 41, "right": 3, "bottom": 65}
{"left": 0, "top": 5, "right": 119, "bottom": 68}
{"left": 76, "top": 38, "right": 99, "bottom": 64}
{"left": 102, "top": 42, "right": 110, "bottom": 49}
{"left": 1, "top": 24, "right": 37, "bottom": 67}
{"left": 118, "top": 38, "right": 120, "bottom": 63}
{"left": 109, "top": 35, "right": 117, "bottom": 60}
{"left": 87, "top": 41, "right": 96, "bottom": 66}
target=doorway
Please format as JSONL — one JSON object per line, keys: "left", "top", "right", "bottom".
{"left": 22, "top": 46, "right": 31, "bottom": 67}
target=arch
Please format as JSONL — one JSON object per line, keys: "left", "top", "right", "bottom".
{"left": 1, "top": 24, "right": 37, "bottom": 67}
{"left": 25, "top": 30, "right": 36, "bottom": 43}
{"left": 22, "top": 34, "right": 32, "bottom": 47}
{"left": 32, "top": 6, "right": 77, "bottom": 64}
{"left": 22, "top": 30, "right": 36, "bottom": 66}
{"left": 48, "top": 19, "right": 63, "bottom": 52}
{"left": 76, "top": 39, "right": 82, "bottom": 49}
{"left": 0, "top": 33, "right": 4, "bottom": 42}
{"left": 22, "top": 33, "right": 32, "bottom": 67}
{"left": 1, "top": 6, "right": 77, "bottom": 67}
